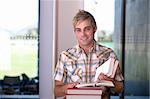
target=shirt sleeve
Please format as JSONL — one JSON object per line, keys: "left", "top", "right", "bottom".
{"left": 54, "top": 53, "right": 65, "bottom": 82}
{"left": 114, "top": 65, "right": 124, "bottom": 81}
{"left": 109, "top": 51, "right": 124, "bottom": 81}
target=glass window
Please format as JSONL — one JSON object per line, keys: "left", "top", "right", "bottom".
{"left": 84, "top": 0, "right": 115, "bottom": 50}
{"left": 0, "top": 0, "right": 39, "bottom": 80}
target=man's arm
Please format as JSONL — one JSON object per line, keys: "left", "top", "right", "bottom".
{"left": 111, "top": 81, "right": 124, "bottom": 94}
{"left": 54, "top": 80, "right": 78, "bottom": 97}
{"left": 98, "top": 73, "right": 124, "bottom": 94}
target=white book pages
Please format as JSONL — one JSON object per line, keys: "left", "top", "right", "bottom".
{"left": 94, "top": 58, "right": 112, "bottom": 82}
{"left": 75, "top": 80, "right": 114, "bottom": 88}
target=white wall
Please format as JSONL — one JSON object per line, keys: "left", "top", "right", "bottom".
{"left": 56, "top": 0, "right": 84, "bottom": 59}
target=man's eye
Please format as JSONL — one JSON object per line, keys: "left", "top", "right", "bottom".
{"left": 75, "top": 29, "right": 81, "bottom": 33}
{"left": 85, "top": 27, "right": 91, "bottom": 31}
{"left": 86, "top": 28, "right": 91, "bottom": 30}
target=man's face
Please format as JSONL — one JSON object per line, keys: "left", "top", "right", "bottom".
{"left": 74, "top": 19, "right": 96, "bottom": 47}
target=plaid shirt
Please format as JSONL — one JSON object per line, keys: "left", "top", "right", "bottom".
{"left": 54, "top": 42, "right": 124, "bottom": 84}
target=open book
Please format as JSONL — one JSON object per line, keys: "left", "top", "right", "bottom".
{"left": 75, "top": 58, "right": 119, "bottom": 88}
{"left": 94, "top": 58, "right": 119, "bottom": 82}
{"left": 75, "top": 80, "right": 114, "bottom": 88}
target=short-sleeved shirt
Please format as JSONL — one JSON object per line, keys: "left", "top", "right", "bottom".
{"left": 54, "top": 42, "right": 124, "bottom": 84}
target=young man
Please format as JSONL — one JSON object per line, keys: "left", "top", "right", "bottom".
{"left": 54, "top": 10, "right": 124, "bottom": 99}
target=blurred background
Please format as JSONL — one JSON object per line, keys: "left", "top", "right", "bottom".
{"left": 0, "top": 0, "right": 149, "bottom": 99}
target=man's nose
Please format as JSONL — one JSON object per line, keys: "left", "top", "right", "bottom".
{"left": 80, "top": 30, "right": 86, "bottom": 36}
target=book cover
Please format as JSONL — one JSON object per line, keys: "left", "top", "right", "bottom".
{"left": 67, "top": 87, "right": 102, "bottom": 95}
{"left": 66, "top": 87, "right": 102, "bottom": 99}
{"left": 66, "top": 94, "right": 101, "bottom": 99}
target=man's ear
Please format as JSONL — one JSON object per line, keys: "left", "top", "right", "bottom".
{"left": 94, "top": 26, "right": 97, "bottom": 32}
{"left": 93, "top": 28, "right": 97, "bottom": 33}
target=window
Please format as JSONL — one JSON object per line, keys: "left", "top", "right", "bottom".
{"left": 0, "top": 0, "right": 39, "bottom": 80}
{"left": 84, "top": 0, "right": 115, "bottom": 50}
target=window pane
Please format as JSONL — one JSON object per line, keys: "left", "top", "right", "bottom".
{"left": 84, "top": 0, "right": 114, "bottom": 49}
{"left": 0, "top": 0, "right": 39, "bottom": 80}
{"left": 84, "top": 0, "right": 115, "bottom": 50}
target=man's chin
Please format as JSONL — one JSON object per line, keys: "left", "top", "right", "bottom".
{"left": 79, "top": 42, "right": 89, "bottom": 46}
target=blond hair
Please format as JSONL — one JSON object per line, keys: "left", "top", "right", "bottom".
{"left": 73, "top": 10, "right": 97, "bottom": 30}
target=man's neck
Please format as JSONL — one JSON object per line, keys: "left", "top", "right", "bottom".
{"left": 80, "top": 42, "right": 94, "bottom": 55}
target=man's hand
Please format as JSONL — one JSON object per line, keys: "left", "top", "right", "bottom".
{"left": 63, "top": 82, "right": 79, "bottom": 90}
{"left": 98, "top": 73, "right": 113, "bottom": 81}
{"left": 54, "top": 80, "right": 79, "bottom": 97}
{"left": 98, "top": 73, "right": 113, "bottom": 97}
{"left": 98, "top": 73, "right": 124, "bottom": 94}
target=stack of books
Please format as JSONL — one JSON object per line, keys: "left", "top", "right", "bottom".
{"left": 66, "top": 87, "right": 102, "bottom": 99}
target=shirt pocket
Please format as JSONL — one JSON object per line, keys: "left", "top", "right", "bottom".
{"left": 65, "top": 60, "right": 82, "bottom": 82}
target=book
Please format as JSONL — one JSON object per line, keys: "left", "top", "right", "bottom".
{"left": 67, "top": 87, "right": 102, "bottom": 95}
{"left": 75, "top": 80, "right": 114, "bottom": 88}
{"left": 66, "top": 94, "right": 101, "bottom": 99}
{"left": 94, "top": 58, "right": 119, "bottom": 82}
{"left": 66, "top": 87, "right": 102, "bottom": 99}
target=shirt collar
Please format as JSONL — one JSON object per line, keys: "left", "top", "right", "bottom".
{"left": 76, "top": 41, "right": 97, "bottom": 54}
